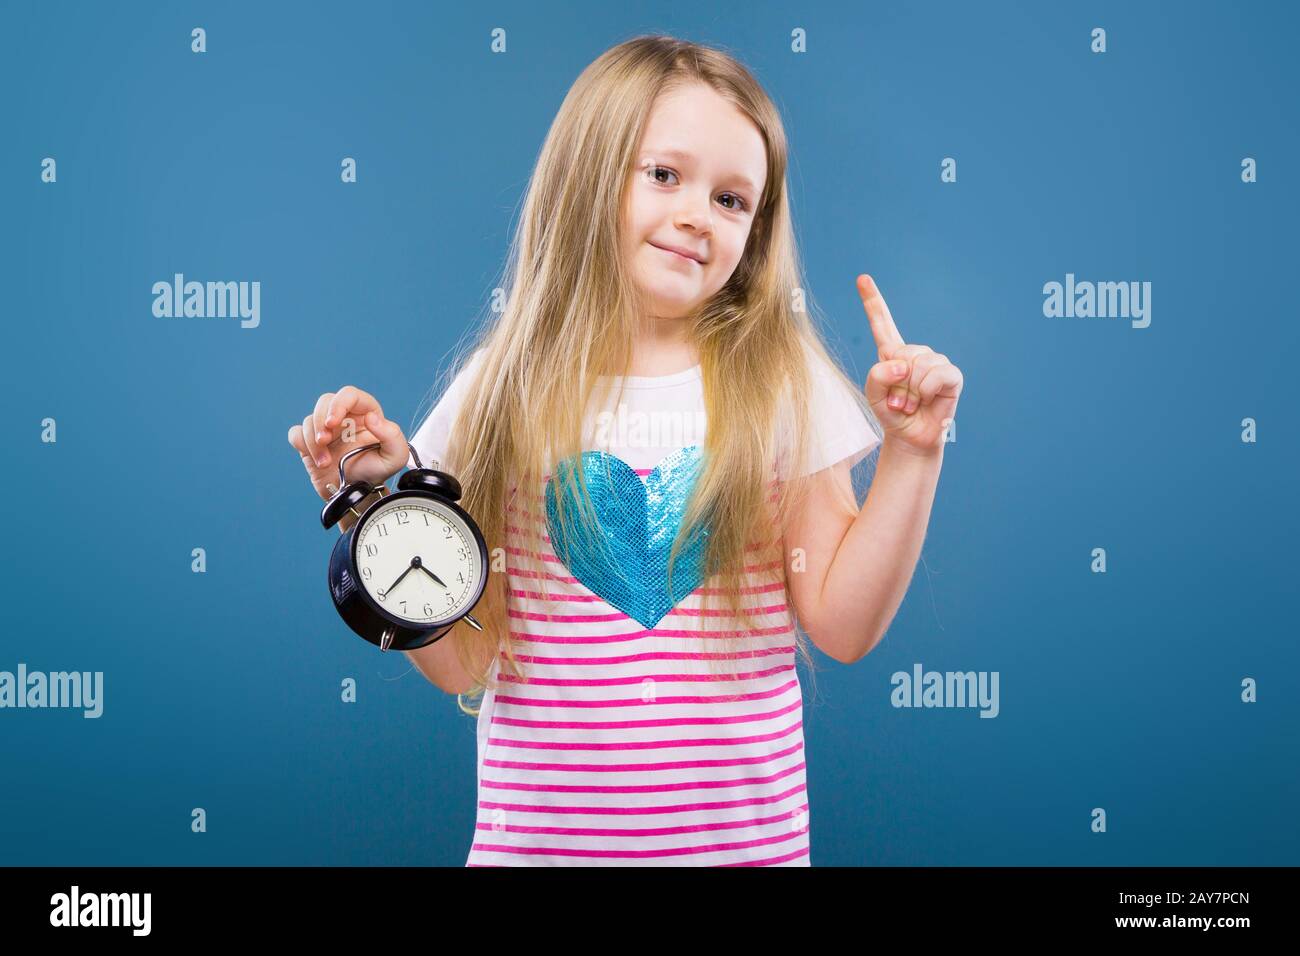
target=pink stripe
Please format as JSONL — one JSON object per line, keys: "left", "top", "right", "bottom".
{"left": 697, "top": 581, "right": 785, "bottom": 596}
{"left": 507, "top": 602, "right": 787, "bottom": 624}
{"left": 473, "top": 803, "right": 808, "bottom": 836}
{"left": 662, "top": 603, "right": 788, "bottom": 618}
{"left": 509, "top": 580, "right": 786, "bottom": 600}
{"left": 493, "top": 679, "right": 801, "bottom": 712}
{"left": 532, "top": 475, "right": 783, "bottom": 489}
{"left": 505, "top": 523, "right": 545, "bottom": 540}
{"left": 495, "top": 662, "right": 793, "bottom": 687}
{"left": 719, "top": 845, "right": 811, "bottom": 866}
{"left": 486, "top": 717, "right": 803, "bottom": 752}
{"left": 484, "top": 740, "right": 804, "bottom": 774}
{"left": 469, "top": 822, "right": 807, "bottom": 859}
{"left": 503, "top": 645, "right": 796, "bottom": 666}
{"left": 482, "top": 762, "right": 806, "bottom": 796}
{"left": 503, "top": 545, "right": 566, "bottom": 564}
{"left": 506, "top": 554, "right": 780, "bottom": 574}
{"left": 470, "top": 844, "right": 813, "bottom": 865}
{"left": 506, "top": 565, "right": 578, "bottom": 582}
{"left": 509, "top": 589, "right": 607, "bottom": 603}
{"left": 490, "top": 700, "right": 802, "bottom": 732}
{"left": 478, "top": 782, "right": 807, "bottom": 817}
{"left": 506, "top": 624, "right": 794, "bottom": 643}
{"left": 508, "top": 602, "right": 791, "bottom": 620}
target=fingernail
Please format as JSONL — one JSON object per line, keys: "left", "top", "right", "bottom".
{"left": 893, "top": 362, "right": 908, "bottom": 376}
{"left": 317, "top": 455, "right": 328, "bottom": 466}
{"left": 315, "top": 431, "right": 325, "bottom": 443}
{"left": 888, "top": 394, "right": 904, "bottom": 409}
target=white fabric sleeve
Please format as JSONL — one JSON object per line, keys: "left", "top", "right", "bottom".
{"left": 406, "top": 348, "right": 487, "bottom": 471}
{"left": 783, "top": 349, "right": 881, "bottom": 479}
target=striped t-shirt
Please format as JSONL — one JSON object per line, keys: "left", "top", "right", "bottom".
{"left": 408, "top": 351, "right": 879, "bottom": 865}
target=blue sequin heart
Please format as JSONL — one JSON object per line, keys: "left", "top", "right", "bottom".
{"left": 544, "top": 445, "right": 710, "bottom": 630}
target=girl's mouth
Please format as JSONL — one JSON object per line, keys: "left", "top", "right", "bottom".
{"left": 650, "top": 241, "right": 702, "bottom": 265}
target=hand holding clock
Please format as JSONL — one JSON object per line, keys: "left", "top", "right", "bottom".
{"left": 297, "top": 386, "right": 490, "bottom": 651}
{"left": 287, "top": 385, "right": 411, "bottom": 500}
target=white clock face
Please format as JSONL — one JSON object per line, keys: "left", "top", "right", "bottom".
{"left": 353, "top": 497, "right": 482, "bottom": 626}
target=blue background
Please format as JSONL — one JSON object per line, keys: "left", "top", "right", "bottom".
{"left": 1, "top": 0, "right": 1295, "bottom": 865}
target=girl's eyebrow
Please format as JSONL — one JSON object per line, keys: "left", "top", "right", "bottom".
{"left": 644, "top": 146, "right": 760, "bottom": 194}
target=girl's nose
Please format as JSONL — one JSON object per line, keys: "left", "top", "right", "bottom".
{"left": 673, "top": 192, "right": 713, "bottom": 237}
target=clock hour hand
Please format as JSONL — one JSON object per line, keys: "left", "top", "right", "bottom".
{"left": 416, "top": 564, "right": 446, "bottom": 588}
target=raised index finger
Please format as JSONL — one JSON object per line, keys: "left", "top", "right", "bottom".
{"left": 857, "top": 274, "right": 905, "bottom": 361}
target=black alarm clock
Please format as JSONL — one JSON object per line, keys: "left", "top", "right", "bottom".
{"left": 321, "top": 442, "right": 488, "bottom": 652}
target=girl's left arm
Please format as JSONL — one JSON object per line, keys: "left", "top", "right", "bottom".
{"left": 784, "top": 275, "right": 964, "bottom": 664}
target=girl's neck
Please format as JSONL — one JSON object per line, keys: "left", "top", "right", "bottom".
{"left": 630, "top": 316, "right": 699, "bottom": 376}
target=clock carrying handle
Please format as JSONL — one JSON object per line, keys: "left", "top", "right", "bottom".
{"left": 334, "top": 441, "right": 435, "bottom": 491}
{"left": 328, "top": 440, "right": 447, "bottom": 498}
{"left": 323, "top": 441, "right": 418, "bottom": 530}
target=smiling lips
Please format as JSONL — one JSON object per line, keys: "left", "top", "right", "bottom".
{"left": 650, "top": 241, "right": 705, "bottom": 264}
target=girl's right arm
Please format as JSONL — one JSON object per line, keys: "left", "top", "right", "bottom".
{"left": 288, "top": 385, "right": 479, "bottom": 696}
{"left": 404, "top": 621, "right": 481, "bottom": 696}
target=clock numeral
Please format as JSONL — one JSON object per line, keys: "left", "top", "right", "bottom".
{"left": 458, "top": 545, "right": 468, "bottom": 559}
{"left": 364, "top": 543, "right": 378, "bottom": 558}
{"left": 422, "top": 513, "right": 430, "bottom": 526}
{"left": 457, "top": 571, "right": 464, "bottom": 584}
{"left": 445, "top": 592, "right": 455, "bottom": 607}
{"left": 376, "top": 522, "right": 390, "bottom": 538}
{"left": 362, "top": 566, "right": 372, "bottom": 580}
{"left": 443, "top": 524, "right": 452, "bottom": 538}
{"left": 396, "top": 511, "right": 410, "bottom": 525}
{"left": 423, "top": 603, "right": 434, "bottom": 617}
{"left": 400, "top": 601, "right": 407, "bottom": 614}
{"left": 376, "top": 587, "right": 386, "bottom": 602}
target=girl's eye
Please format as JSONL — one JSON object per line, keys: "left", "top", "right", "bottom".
{"left": 647, "top": 165, "right": 678, "bottom": 186}
{"left": 645, "top": 165, "right": 748, "bottom": 213}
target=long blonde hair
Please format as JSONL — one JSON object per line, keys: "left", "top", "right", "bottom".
{"left": 413, "top": 34, "right": 882, "bottom": 717}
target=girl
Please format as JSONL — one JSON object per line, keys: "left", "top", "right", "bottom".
{"left": 289, "top": 35, "right": 963, "bottom": 866}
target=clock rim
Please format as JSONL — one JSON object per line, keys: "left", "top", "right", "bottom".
{"left": 348, "top": 488, "right": 489, "bottom": 631}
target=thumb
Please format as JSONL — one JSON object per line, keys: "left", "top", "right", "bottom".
{"left": 865, "top": 358, "right": 910, "bottom": 416}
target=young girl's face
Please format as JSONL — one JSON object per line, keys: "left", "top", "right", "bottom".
{"left": 622, "top": 82, "right": 767, "bottom": 322}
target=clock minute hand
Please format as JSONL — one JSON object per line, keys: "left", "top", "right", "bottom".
{"left": 384, "top": 564, "right": 416, "bottom": 596}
